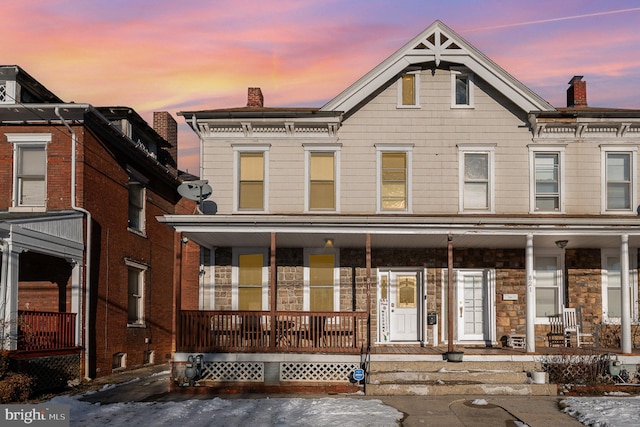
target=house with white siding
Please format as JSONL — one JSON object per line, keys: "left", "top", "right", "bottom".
{"left": 161, "top": 20, "right": 640, "bottom": 392}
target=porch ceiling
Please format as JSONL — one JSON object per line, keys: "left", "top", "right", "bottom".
{"left": 179, "top": 229, "right": 640, "bottom": 250}
{"left": 159, "top": 214, "right": 640, "bottom": 250}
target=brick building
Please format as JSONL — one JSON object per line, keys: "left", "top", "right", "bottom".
{"left": 0, "top": 65, "right": 197, "bottom": 388}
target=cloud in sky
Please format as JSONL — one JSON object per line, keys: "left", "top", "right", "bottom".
{"left": 2, "top": 0, "right": 640, "bottom": 174}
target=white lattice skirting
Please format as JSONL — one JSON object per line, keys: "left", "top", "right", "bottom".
{"left": 173, "top": 354, "right": 361, "bottom": 384}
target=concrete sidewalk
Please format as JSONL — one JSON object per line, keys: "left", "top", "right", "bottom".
{"left": 74, "top": 364, "right": 583, "bottom": 426}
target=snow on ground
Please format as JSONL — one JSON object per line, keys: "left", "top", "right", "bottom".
{"left": 40, "top": 373, "right": 640, "bottom": 427}
{"left": 561, "top": 396, "right": 640, "bottom": 427}
{"left": 47, "top": 394, "right": 404, "bottom": 427}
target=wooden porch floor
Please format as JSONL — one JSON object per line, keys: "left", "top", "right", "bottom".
{"left": 369, "top": 344, "right": 640, "bottom": 356}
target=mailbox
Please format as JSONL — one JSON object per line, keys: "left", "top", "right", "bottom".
{"left": 427, "top": 312, "right": 437, "bottom": 325}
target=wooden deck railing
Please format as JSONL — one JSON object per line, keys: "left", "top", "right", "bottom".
{"left": 17, "top": 311, "right": 76, "bottom": 351}
{"left": 178, "top": 310, "right": 368, "bottom": 354}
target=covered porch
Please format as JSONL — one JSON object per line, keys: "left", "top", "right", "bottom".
{"left": 163, "top": 214, "right": 640, "bottom": 357}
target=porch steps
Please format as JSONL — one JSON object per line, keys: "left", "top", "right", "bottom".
{"left": 366, "top": 360, "right": 557, "bottom": 396}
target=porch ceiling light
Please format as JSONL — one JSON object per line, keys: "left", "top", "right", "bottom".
{"left": 324, "top": 238, "right": 334, "bottom": 248}
{"left": 555, "top": 240, "right": 568, "bottom": 249}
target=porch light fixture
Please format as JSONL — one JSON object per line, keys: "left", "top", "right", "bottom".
{"left": 324, "top": 238, "right": 334, "bottom": 248}
{"left": 555, "top": 240, "right": 568, "bottom": 249}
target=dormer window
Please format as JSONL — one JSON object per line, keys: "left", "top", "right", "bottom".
{"left": 0, "top": 80, "right": 16, "bottom": 104}
{"left": 451, "top": 68, "right": 474, "bottom": 108}
{"left": 397, "top": 71, "right": 420, "bottom": 108}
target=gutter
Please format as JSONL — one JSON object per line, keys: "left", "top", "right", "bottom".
{"left": 55, "top": 107, "right": 93, "bottom": 380}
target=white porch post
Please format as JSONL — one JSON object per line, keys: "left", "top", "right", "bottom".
{"left": 620, "top": 234, "right": 632, "bottom": 354}
{"left": 1, "top": 245, "right": 20, "bottom": 350}
{"left": 525, "top": 234, "right": 535, "bottom": 353}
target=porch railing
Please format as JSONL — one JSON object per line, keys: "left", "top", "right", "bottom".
{"left": 178, "top": 310, "right": 368, "bottom": 354}
{"left": 17, "top": 311, "right": 77, "bottom": 351}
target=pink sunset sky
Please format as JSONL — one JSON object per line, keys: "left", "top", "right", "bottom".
{"left": 3, "top": 0, "right": 640, "bottom": 175}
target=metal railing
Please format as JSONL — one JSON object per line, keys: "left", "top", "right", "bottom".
{"left": 178, "top": 310, "right": 368, "bottom": 354}
{"left": 17, "top": 311, "right": 76, "bottom": 351}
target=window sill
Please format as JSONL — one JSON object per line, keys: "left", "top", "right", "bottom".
{"left": 127, "top": 323, "right": 146, "bottom": 329}
{"left": 451, "top": 104, "right": 474, "bottom": 109}
{"left": 127, "top": 227, "right": 147, "bottom": 238}
{"left": 9, "top": 206, "right": 46, "bottom": 213}
{"left": 396, "top": 104, "right": 421, "bottom": 109}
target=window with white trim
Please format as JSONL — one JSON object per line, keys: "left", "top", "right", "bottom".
{"left": 7, "top": 133, "right": 51, "bottom": 210}
{"left": 303, "top": 249, "right": 340, "bottom": 312}
{"left": 232, "top": 248, "right": 268, "bottom": 310}
{"left": 534, "top": 251, "right": 564, "bottom": 320}
{"left": 601, "top": 147, "right": 637, "bottom": 213}
{"left": 128, "top": 180, "right": 145, "bottom": 232}
{"left": 601, "top": 249, "right": 638, "bottom": 323}
{"left": 458, "top": 145, "right": 494, "bottom": 212}
{"left": 529, "top": 146, "right": 565, "bottom": 213}
{"left": 126, "top": 259, "right": 147, "bottom": 326}
{"left": 376, "top": 145, "right": 412, "bottom": 213}
{"left": 234, "top": 145, "right": 269, "bottom": 212}
{"left": 305, "top": 145, "right": 340, "bottom": 212}
{"left": 451, "top": 69, "right": 474, "bottom": 108}
{"left": 397, "top": 71, "right": 420, "bottom": 108}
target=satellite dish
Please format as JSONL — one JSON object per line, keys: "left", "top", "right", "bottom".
{"left": 178, "top": 180, "right": 213, "bottom": 203}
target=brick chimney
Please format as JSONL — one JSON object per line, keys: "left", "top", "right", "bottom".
{"left": 247, "top": 87, "right": 264, "bottom": 108}
{"left": 153, "top": 111, "right": 178, "bottom": 171}
{"left": 567, "top": 76, "right": 587, "bottom": 108}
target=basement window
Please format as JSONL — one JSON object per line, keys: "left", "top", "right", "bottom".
{"left": 112, "top": 352, "right": 127, "bottom": 370}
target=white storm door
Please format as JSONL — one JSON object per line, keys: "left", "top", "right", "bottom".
{"left": 389, "top": 272, "right": 419, "bottom": 341}
{"left": 457, "top": 270, "right": 485, "bottom": 341}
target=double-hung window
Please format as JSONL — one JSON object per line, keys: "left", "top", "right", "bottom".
{"left": 529, "top": 146, "right": 565, "bottom": 213}
{"left": 127, "top": 167, "right": 147, "bottom": 233}
{"left": 126, "top": 259, "right": 147, "bottom": 327}
{"left": 451, "top": 68, "right": 474, "bottom": 108}
{"left": 234, "top": 145, "right": 269, "bottom": 212}
{"left": 601, "top": 249, "right": 638, "bottom": 323}
{"left": 534, "top": 251, "right": 564, "bottom": 320}
{"left": 602, "top": 147, "right": 637, "bottom": 213}
{"left": 7, "top": 133, "right": 51, "bottom": 211}
{"left": 128, "top": 181, "right": 145, "bottom": 232}
{"left": 232, "top": 248, "right": 267, "bottom": 310}
{"left": 397, "top": 71, "right": 420, "bottom": 108}
{"left": 377, "top": 145, "right": 412, "bottom": 212}
{"left": 458, "top": 145, "right": 494, "bottom": 212}
{"left": 303, "top": 249, "right": 339, "bottom": 312}
{"left": 305, "top": 145, "right": 340, "bottom": 212}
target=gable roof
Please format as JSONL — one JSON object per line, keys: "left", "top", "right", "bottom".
{"left": 321, "top": 20, "right": 554, "bottom": 114}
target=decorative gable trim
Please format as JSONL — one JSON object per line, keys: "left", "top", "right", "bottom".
{"left": 321, "top": 20, "right": 554, "bottom": 114}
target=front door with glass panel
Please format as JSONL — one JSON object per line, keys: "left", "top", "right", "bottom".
{"left": 379, "top": 271, "right": 422, "bottom": 342}
{"left": 456, "top": 270, "right": 486, "bottom": 341}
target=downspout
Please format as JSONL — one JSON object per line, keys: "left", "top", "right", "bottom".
{"left": 55, "top": 107, "right": 93, "bottom": 380}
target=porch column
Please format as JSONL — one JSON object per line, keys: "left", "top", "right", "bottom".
{"left": 366, "top": 233, "right": 371, "bottom": 351}
{"left": 620, "top": 234, "right": 632, "bottom": 354}
{"left": 269, "top": 232, "right": 277, "bottom": 349}
{"left": 525, "top": 234, "right": 535, "bottom": 353}
{"left": 0, "top": 242, "right": 19, "bottom": 350}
